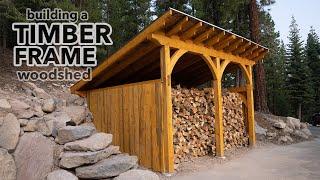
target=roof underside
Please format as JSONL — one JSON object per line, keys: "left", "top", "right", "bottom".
{"left": 72, "top": 8, "right": 268, "bottom": 92}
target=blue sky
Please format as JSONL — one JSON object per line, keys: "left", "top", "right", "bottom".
{"left": 268, "top": 0, "right": 320, "bottom": 45}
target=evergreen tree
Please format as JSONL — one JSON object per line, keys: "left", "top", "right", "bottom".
{"left": 306, "top": 27, "right": 320, "bottom": 115}
{"left": 286, "top": 17, "right": 314, "bottom": 120}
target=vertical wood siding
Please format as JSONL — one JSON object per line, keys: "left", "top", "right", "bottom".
{"left": 87, "top": 80, "right": 164, "bottom": 171}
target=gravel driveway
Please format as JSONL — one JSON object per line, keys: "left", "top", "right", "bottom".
{"left": 168, "top": 127, "right": 320, "bottom": 180}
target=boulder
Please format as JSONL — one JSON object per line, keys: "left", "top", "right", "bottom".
{"left": 293, "top": 130, "right": 309, "bottom": 139}
{"left": 301, "top": 128, "right": 312, "bottom": 136}
{"left": 47, "top": 169, "right": 78, "bottom": 180}
{"left": 286, "top": 135, "right": 293, "bottom": 142}
{"left": 282, "top": 126, "right": 294, "bottom": 134}
{"left": 36, "top": 118, "right": 52, "bottom": 136}
{"left": 63, "top": 106, "right": 87, "bottom": 125}
{"left": 301, "top": 122, "right": 308, "bottom": 129}
{"left": 0, "top": 113, "right": 20, "bottom": 150}
{"left": 23, "top": 119, "right": 38, "bottom": 132}
{"left": 59, "top": 145, "right": 120, "bottom": 168}
{"left": 0, "top": 148, "right": 16, "bottom": 180}
{"left": 64, "top": 133, "right": 112, "bottom": 151}
{"left": 115, "top": 169, "right": 159, "bottom": 180}
{"left": 278, "top": 136, "right": 288, "bottom": 143}
{"left": 255, "top": 123, "right": 267, "bottom": 135}
{"left": 9, "top": 99, "right": 30, "bottom": 110}
{"left": 266, "top": 132, "right": 277, "bottom": 138}
{"left": 273, "top": 121, "right": 286, "bottom": 129}
{"left": 286, "top": 117, "right": 301, "bottom": 129}
{"left": 56, "top": 125, "right": 95, "bottom": 144}
{"left": 44, "top": 112, "right": 72, "bottom": 137}
{"left": 75, "top": 154, "right": 138, "bottom": 179}
{"left": 15, "top": 109, "right": 34, "bottom": 119}
{"left": 18, "top": 119, "right": 28, "bottom": 127}
{"left": 33, "top": 105, "right": 44, "bottom": 117}
{"left": 24, "top": 82, "right": 51, "bottom": 99}
{"left": 14, "top": 132, "right": 55, "bottom": 180}
{"left": 0, "top": 117, "right": 3, "bottom": 126}
{"left": 42, "top": 98, "right": 56, "bottom": 113}
{"left": 0, "top": 99, "right": 11, "bottom": 109}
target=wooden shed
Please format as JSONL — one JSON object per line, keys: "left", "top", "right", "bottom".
{"left": 71, "top": 8, "right": 268, "bottom": 173}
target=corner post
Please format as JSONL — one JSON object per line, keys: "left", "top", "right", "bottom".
{"left": 213, "top": 58, "right": 225, "bottom": 157}
{"left": 160, "top": 45, "right": 174, "bottom": 173}
{"left": 246, "top": 65, "right": 256, "bottom": 146}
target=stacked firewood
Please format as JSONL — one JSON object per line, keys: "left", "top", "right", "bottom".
{"left": 172, "top": 85, "right": 248, "bottom": 164}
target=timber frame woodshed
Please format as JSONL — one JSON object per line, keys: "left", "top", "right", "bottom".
{"left": 71, "top": 8, "right": 268, "bottom": 173}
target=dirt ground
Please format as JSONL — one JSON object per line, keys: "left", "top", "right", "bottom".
{"left": 161, "top": 127, "right": 320, "bottom": 180}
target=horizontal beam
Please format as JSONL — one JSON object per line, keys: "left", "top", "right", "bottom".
{"left": 167, "top": 17, "right": 189, "bottom": 36}
{"left": 149, "top": 33, "right": 256, "bottom": 66}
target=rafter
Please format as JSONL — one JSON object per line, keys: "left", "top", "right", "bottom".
{"left": 206, "top": 31, "right": 225, "bottom": 46}
{"left": 224, "top": 38, "right": 243, "bottom": 52}
{"left": 194, "top": 28, "right": 215, "bottom": 44}
{"left": 181, "top": 22, "right": 202, "bottom": 40}
{"left": 241, "top": 45, "right": 259, "bottom": 57}
{"left": 232, "top": 42, "right": 252, "bottom": 55}
{"left": 213, "top": 35, "right": 236, "bottom": 50}
{"left": 167, "top": 17, "right": 189, "bottom": 36}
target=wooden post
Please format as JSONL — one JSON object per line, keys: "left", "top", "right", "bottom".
{"left": 213, "top": 58, "right": 224, "bottom": 157}
{"left": 246, "top": 66, "right": 256, "bottom": 146}
{"left": 160, "top": 45, "right": 174, "bottom": 173}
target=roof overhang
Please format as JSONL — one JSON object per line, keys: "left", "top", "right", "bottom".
{"left": 71, "top": 8, "right": 268, "bottom": 93}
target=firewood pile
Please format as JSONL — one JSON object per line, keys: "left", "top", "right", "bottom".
{"left": 172, "top": 85, "right": 248, "bottom": 164}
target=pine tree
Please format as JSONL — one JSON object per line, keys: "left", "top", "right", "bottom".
{"left": 306, "top": 27, "right": 320, "bottom": 115}
{"left": 286, "top": 17, "right": 314, "bottom": 120}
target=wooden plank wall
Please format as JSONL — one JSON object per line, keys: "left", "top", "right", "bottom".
{"left": 87, "top": 79, "right": 164, "bottom": 171}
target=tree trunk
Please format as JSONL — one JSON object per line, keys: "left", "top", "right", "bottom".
{"left": 249, "top": 0, "right": 269, "bottom": 112}
{"left": 297, "top": 103, "right": 302, "bottom": 120}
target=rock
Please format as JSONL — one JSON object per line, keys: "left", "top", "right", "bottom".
{"left": 24, "top": 82, "right": 51, "bottom": 99}
{"left": 19, "top": 129, "right": 24, "bottom": 136}
{"left": 63, "top": 106, "right": 87, "bottom": 125}
{"left": 33, "top": 105, "right": 44, "bottom": 117}
{"left": 59, "top": 145, "right": 120, "bottom": 168}
{"left": 0, "top": 113, "right": 20, "bottom": 150}
{"left": 301, "top": 128, "right": 312, "bottom": 136}
{"left": 255, "top": 123, "right": 267, "bottom": 135}
{"left": 47, "top": 169, "right": 78, "bottom": 180}
{"left": 18, "top": 119, "right": 28, "bottom": 127}
{"left": 15, "top": 109, "right": 34, "bottom": 119}
{"left": 64, "top": 133, "right": 112, "bottom": 151}
{"left": 282, "top": 126, "right": 294, "bottom": 134}
{"left": 286, "top": 117, "right": 301, "bottom": 129}
{"left": 266, "top": 132, "right": 277, "bottom": 138}
{"left": 36, "top": 118, "right": 52, "bottom": 136}
{"left": 0, "top": 99, "right": 11, "bottom": 109}
{"left": 0, "top": 148, "right": 16, "bottom": 180}
{"left": 42, "top": 98, "right": 56, "bottom": 113}
{"left": 293, "top": 130, "right": 309, "bottom": 139}
{"left": 75, "top": 154, "right": 138, "bottom": 179}
{"left": 278, "top": 136, "right": 288, "bottom": 143}
{"left": 286, "top": 135, "right": 293, "bottom": 142}
{"left": 9, "top": 99, "right": 30, "bottom": 110}
{"left": 14, "top": 132, "right": 55, "bottom": 180}
{"left": 23, "top": 119, "right": 38, "bottom": 132}
{"left": 273, "top": 121, "right": 286, "bottom": 129}
{"left": 300, "top": 123, "right": 308, "bottom": 129}
{"left": 45, "top": 112, "right": 72, "bottom": 137}
{"left": 115, "top": 169, "right": 159, "bottom": 180}
{"left": 0, "top": 117, "right": 3, "bottom": 126}
{"left": 56, "top": 125, "right": 95, "bottom": 144}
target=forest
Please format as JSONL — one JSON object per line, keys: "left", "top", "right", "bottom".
{"left": 0, "top": 0, "right": 319, "bottom": 122}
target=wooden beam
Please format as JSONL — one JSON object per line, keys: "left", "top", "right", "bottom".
{"left": 253, "top": 50, "right": 268, "bottom": 61}
{"left": 246, "top": 66, "right": 256, "bottom": 147}
{"left": 167, "top": 17, "right": 189, "bottom": 36}
{"left": 194, "top": 28, "right": 215, "bottom": 44}
{"left": 91, "top": 43, "right": 157, "bottom": 88}
{"left": 206, "top": 31, "right": 225, "bottom": 46}
{"left": 181, "top": 22, "right": 202, "bottom": 40}
{"left": 232, "top": 42, "right": 252, "bottom": 55}
{"left": 241, "top": 45, "right": 259, "bottom": 57}
{"left": 149, "top": 33, "right": 255, "bottom": 66}
{"left": 71, "top": 10, "right": 173, "bottom": 92}
{"left": 227, "top": 86, "right": 246, "bottom": 93}
{"left": 213, "top": 35, "right": 236, "bottom": 50}
{"left": 224, "top": 38, "right": 243, "bottom": 52}
{"left": 213, "top": 59, "right": 224, "bottom": 157}
{"left": 170, "top": 49, "right": 188, "bottom": 73}
{"left": 160, "top": 45, "right": 174, "bottom": 173}
{"left": 247, "top": 48, "right": 265, "bottom": 59}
